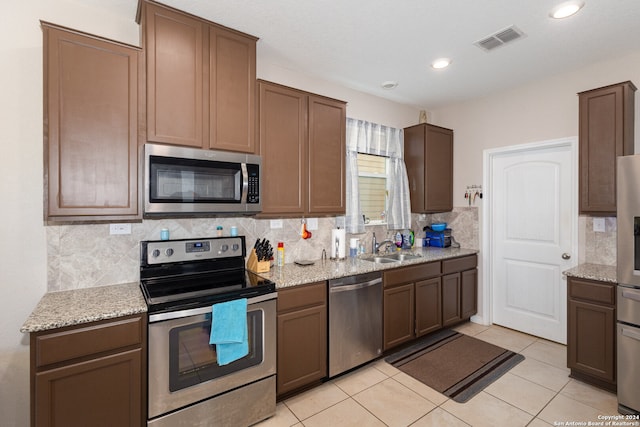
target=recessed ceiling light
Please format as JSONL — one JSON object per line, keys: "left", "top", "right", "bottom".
{"left": 431, "top": 58, "right": 451, "bottom": 69}
{"left": 381, "top": 81, "right": 398, "bottom": 89}
{"left": 549, "top": 1, "right": 584, "bottom": 19}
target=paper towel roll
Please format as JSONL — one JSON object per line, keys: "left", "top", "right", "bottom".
{"left": 331, "top": 228, "right": 346, "bottom": 259}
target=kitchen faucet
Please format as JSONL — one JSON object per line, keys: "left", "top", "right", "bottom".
{"left": 372, "top": 232, "right": 395, "bottom": 254}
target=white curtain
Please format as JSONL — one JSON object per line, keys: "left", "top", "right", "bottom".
{"left": 345, "top": 118, "right": 412, "bottom": 233}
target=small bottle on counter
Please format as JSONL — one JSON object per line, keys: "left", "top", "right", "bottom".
{"left": 216, "top": 226, "right": 223, "bottom": 237}
{"left": 277, "top": 242, "right": 285, "bottom": 266}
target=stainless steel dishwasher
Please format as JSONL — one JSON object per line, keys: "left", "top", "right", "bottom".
{"left": 329, "top": 271, "right": 383, "bottom": 377}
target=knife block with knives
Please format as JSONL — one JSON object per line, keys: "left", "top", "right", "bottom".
{"left": 247, "top": 239, "right": 272, "bottom": 273}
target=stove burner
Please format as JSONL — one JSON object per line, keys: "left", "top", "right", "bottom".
{"left": 140, "top": 236, "right": 275, "bottom": 314}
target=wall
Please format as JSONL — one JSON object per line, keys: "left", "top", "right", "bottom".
{"left": 0, "top": 2, "right": 420, "bottom": 426}
{"left": 429, "top": 51, "right": 640, "bottom": 324}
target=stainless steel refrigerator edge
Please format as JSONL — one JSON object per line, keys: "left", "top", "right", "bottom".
{"left": 616, "top": 155, "right": 640, "bottom": 415}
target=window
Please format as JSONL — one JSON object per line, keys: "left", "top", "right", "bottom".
{"left": 357, "top": 153, "right": 388, "bottom": 224}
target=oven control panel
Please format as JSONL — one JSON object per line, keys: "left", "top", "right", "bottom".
{"left": 142, "top": 237, "right": 244, "bottom": 265}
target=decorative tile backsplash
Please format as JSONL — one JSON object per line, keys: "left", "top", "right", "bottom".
{"left": 46, "top": 207, "right": 481, "bottom": 291}
{"left": 45, "top": 208, "right": 614, "bottom": 291}
{"left": 581, "top": 215, "right": 616, "bottom": 266}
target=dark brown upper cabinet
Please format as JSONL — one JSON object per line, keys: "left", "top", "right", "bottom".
{"left": 578, "top": 81, "right": 636, "bottom": 215}
{"left": 140, "top": 0, "right": 257, "bottom": 153}
{"left": 258, "top": 80, "right": 346, "bottom": 217}
{"left": 404, "top": 123, "right": 454, "bottom": 213}
{"left": 42, "top": 22, "right": 141, "bottom": 222}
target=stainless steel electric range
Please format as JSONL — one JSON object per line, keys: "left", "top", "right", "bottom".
{"left": 139, "top": 236, "right": 277, "bottom": 426}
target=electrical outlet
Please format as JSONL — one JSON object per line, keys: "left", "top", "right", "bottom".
{"left": 270, "top": 219, "right": 283, "bottom": 229}
{"left": 593, "top": 217, "right": 606, "bottom": 233}
{"left": 307, "top": 218, "right": 318, "bottom": 230}
{"left": 109, "top": 223, "right": 132, "bottom": 235}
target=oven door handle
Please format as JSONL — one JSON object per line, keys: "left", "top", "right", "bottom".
{"left": 149, "top": 293, "right": 277, "bottom": 323}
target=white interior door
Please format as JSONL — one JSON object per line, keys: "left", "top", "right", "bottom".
{"left": 490, "top": 140, "right": 576, "bottom": 344}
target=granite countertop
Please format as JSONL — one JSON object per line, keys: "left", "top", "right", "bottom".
{"left": 563, "top": 263, "right": 617, "bottom": 283}
{"left": 21, "top": 282, "right": 147, "bottom": 333}
{"left": 21, "top": 247, "right": 477, "bottom": 333}
{"left": 261, "top": 246, "right": 478, "bottom": 288}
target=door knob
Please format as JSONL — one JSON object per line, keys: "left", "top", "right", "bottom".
{"left": 562, "top": 253, "right": 571, "bottom": 260}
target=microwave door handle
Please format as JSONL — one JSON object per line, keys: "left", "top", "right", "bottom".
{"left": 240, "top": 163, "right": 248, "bottom": 204}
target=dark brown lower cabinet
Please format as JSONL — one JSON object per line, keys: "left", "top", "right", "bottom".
{"left": 383, "top": 283, "right": 415, "bottom": 350}
{"left": 383, "top": 262, "right": 442, "bottom": 350}
{"left": 276, "top": 281, "right": 327, "bottom": 397}
{"left": 567, "top": 277, "right": 616, "bottom": 392}
{"left": 31, "top": 315, "right": 146, "bottom": 427}
{"left": 442, "top": 255, "right": 478, "bottom": 327}
{"left": 415, "top": 277, "right": 442, "bottom": 336}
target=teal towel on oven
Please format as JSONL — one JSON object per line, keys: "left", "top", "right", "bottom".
{"left": 209, "top": 298, "right": 248, "bottom": 365}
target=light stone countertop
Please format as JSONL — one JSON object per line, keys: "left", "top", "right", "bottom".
{"left": 563, "top": 263, "right": 617, "bottom": 283}
{"left": 260, "top": 246, "right": 479, "bottom": 288}
{"left": 21, "top": 247, "right": 478, "bottom": 333}
{"left": 21, "top": 282, "right": 147, "bottom": 333}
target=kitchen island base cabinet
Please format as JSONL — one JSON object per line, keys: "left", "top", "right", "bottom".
{"left": 30, "top": 315, "right": 146, "bottom": 427}
{"left": 567, "top": 277, "right": 616, "bottom": 392}
{"left": 276, "top": 282, "right": 327, "bottom": 397}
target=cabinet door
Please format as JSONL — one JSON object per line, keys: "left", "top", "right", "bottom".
{"left": 145, "top": 2, "right": 205, "bottom": 147}
{"left": 461, "top": 269, "right": 478, "bottom": 319}
{"left": 404, "top": 123, "right": 453, "bottom": 213}
{"left": 258, "top": 82, "right": 307, "bottom": 215}
{"left": 425, "top": 125, "right": 454, "bottom": 212}
{"left": 567, "top": 299, "right": 616, "bottom": 383}
{"left": 404, "top": 125, "right": 426, "bottom": 212}
{"left": 35, "top": 349, "right": 142, "bottom": 427}
{"left": 44, "top": 24, "right": 139, "bottom": 220}
{"left": 383, "top": 284, "right": 415, "bottom": 350}
{"left": 308, "top": 95, "right": 346, "bottom": 214}
{"left": 415, "top": 277, "right": 442, "bottom": 337}
{"left": 442, "top": 273, "right": 461, "bottom": 326}
{"left": 209, "top": 26, "right": 256, "bottom": 153}
{"left": 579, "top": 81, "right": 636, "bottom": 214}
{"left": 277, "top": 305, "right": 327, "bottom": 395}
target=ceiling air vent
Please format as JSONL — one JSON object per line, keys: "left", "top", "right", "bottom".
{"left": 474, "top": 25, "right": 525, "bottom": 52}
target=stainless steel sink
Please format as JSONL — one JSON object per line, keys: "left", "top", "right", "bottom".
{"left": 360, "top": 256, "right": 398, "bottom": 264}
{"left": 382, "top": 253, "right": 422, "bottom": 261}
{"left": 360, "top": 253, "right": 422, "bottom": 263}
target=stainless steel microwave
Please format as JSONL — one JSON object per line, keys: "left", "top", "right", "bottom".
{"left": 144, "top": 144, "right": 261, "bottom": 216}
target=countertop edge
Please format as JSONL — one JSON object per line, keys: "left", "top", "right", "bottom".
{"left": 260, "top": 247, "right": 479, "bottom": 289}
{"left": 21, "top": 282, "right": 147, "bottom": 334}
{"left": 562, "top": 263, "right": 617, "bottom": 283}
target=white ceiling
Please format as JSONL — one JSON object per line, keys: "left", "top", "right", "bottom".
{"left": 86, "top": 0, "right": 640, "bottom": 109}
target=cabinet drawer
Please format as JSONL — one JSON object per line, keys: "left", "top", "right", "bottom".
{"left": 442, "top": 255, "right": 477, "bottom": 274}
{"left": 35, "top": 315, "right": 143, "bottom": 368}
{"left": 384, "top": 262, "right": 441, "bottom": 287}
{"left": 568, "top": 277, "right": 615, "bottom": 306}
{"left": 277, "top": 281, "right": 326, "bottom": 313}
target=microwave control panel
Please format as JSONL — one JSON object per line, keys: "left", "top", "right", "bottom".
{"left": 247, "top": 164, "right": 260, "bottom": 203}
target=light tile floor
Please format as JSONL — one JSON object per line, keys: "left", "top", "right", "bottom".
{"left": 256, "top": 323, "right": 620, "bottom": 427}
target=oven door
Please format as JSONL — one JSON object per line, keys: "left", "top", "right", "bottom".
{"left": 147, "top": 295, "right": 276, "bottom": 419}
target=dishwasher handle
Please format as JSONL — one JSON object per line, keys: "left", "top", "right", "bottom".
{"left": 621, "top": 326, "right": 640, "bottom": 342}
{"left": 329, "top": 277, "right": 382, "bottom": 293}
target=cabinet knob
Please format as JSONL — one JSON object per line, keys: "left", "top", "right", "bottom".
{"left": 562, "top": 253, "right": 571, "bottom": 260}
